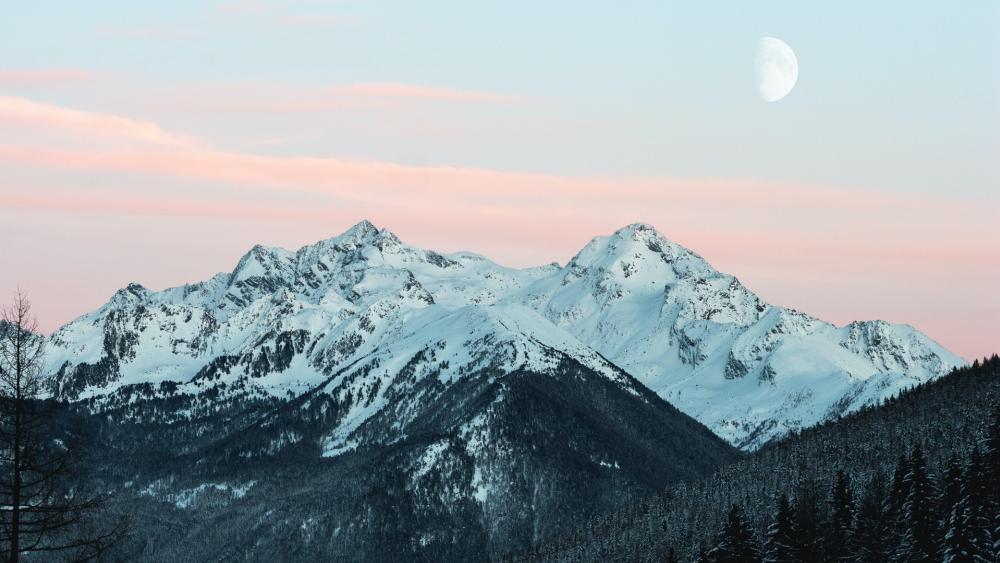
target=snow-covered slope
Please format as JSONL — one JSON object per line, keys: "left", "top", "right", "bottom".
{"left": 45, "top": 220, "right": 963, "bottom": 449}
{"left": 511, "top": 224, "right": 962, "bottom": 447}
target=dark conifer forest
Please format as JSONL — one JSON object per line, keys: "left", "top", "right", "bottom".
{"left": 515, "top": 356, "right": 1000, "bottom": 562}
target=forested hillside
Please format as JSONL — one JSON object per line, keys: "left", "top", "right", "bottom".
{"left": 518, "top": 355, "right": 1000, "bottom": 562}
{"left": 71, "top": 358, "right": 735, "bottom": 562}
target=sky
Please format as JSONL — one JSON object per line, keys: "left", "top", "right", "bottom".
{"left": 0, "top": 1, "right": 997, "bottom": 360}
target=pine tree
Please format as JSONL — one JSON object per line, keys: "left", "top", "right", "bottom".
{"left": 943, "top": 496, "right": 984, "bottom": 563}
{"left": 895, "top": 446, "right": 940, "bottom": 562}
{"left": 709, "top": 504, "right": 761, "bottom": 563}
{"left": 940, "top": 454, "right": 965, "bottom": 523}
{"left": 827, "top": 470, "right": 854, "bottom": 562}
{"left": 887, "top": 454, "right": 911, "bottom": 522}
{"left": 792, "top": 484, "right": 823, "bottom": 563}
{"left": 763, "top": 494, "right": 795, "bottom": 563}
{"left": 886, "top": 453, "right": 911, "bottom": 556}
{"left": 965, "top": 447, "right": 995, "bottom": 560}
{"left": 853, "top": 472, "right": 891, "bottom": 563}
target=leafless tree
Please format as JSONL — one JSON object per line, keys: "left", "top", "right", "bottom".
{"left": 0, "top": 291, "right": 126, "bottom": 562}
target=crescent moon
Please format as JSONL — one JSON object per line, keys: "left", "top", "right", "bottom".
{"left": 755, "top": 37, "right": 798, "bottom": 102}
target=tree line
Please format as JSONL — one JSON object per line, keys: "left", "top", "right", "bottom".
{"left": 691, "top": 403, "right": 1000, "bottom": 563}
{"left": 517, "top": 356, "right": 1000, "bottom": 563}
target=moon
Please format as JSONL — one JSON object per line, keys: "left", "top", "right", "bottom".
{"left": 755, "top": 37, "right": 798, "bottom": 102}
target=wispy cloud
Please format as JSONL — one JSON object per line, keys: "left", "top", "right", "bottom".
{"left": 0, "top": 69, "right": 103, "bottom": 88}
{"left": 0, "top": 97, "right": 989, "bottom": 224}
{"left": 0, "top": 96, "right": 204, "bottom": 148}
{"left": 143, "top": 81, "right": 528, "bottom": 117}
{"left": 4, "top": 143, "right": 991, "bottom": 237}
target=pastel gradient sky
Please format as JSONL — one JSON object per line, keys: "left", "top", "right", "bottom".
{"left": 1, "top": 1, "right": 997, "bottom": 360}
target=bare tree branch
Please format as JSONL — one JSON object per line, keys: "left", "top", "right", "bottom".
{"left": 0, "top": 292, "right": 128, "bottom": 562}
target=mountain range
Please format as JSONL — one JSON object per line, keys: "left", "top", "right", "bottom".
{"left": 32, "top": 220, "right": 971, "bottom": 561}
{"left": 46, "top": 220, "right": 961, "bottom": 449}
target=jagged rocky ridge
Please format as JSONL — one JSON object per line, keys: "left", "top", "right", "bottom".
{"left": 46, "top": 220, "right": 962, "bottom": 449}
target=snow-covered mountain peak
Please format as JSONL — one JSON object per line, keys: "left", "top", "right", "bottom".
{"left": 532, "top": 223, "right": 763, "bottom": 331}
{"left": 229, "top": 244, "right": 295, "bottom": 282}
{"left": 44, "top": 221, "right": 964, "bottom": 450}
{"left": 296, "top": 221, "right": 459, "bottom": 277}
{"left": 108, "top": 282, "right": 151, "bottom": 308}
{"left": 310, "top": 219, "right": 393, "bottom": 252}
{"left": 567, "top": 223, "right": 720, "bottom": 285}
{"left": 341, "top": 218, "right": 379, "bottom": 239}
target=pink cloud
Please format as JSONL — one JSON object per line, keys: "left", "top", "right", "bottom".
{"left": 137, "top": 81, "right": 525, "bottom": 117}
{"left": 0, "top": 96, "right": 204, "bottom": 148}
{"left": 0, "top": 97, "right": 989, "bottom": 236}
{"left": 0, "top": 190, "right": 338, "bottom": 223}
{"left": 0, "top": 69, "right": 103, "bottom": 88}
{"left": 1, "top": 143, "right": 988, "bottom": 229}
